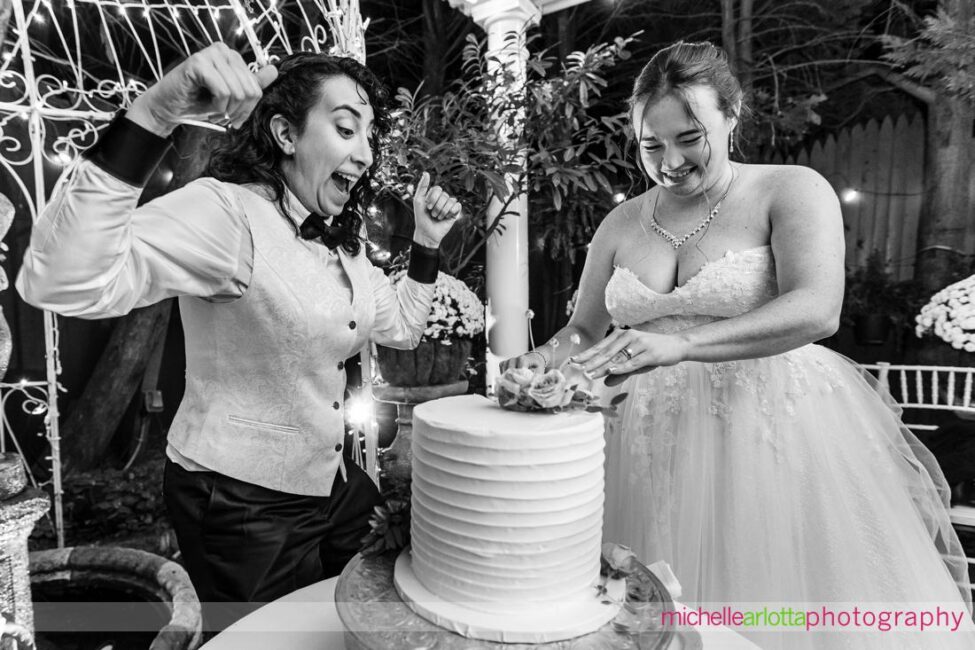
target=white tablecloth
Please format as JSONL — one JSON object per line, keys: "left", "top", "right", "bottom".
{"left": 201, "top": 577, "right": 761, "bottom": 649}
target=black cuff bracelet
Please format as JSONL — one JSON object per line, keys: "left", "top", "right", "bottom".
{"left": 85, "top": 110, "right": 172, "bottom": 187}
{"left": 407, "top": 243, "right": 440, "bottom": 284}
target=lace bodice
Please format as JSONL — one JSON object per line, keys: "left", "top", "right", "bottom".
{"left": 605, "top": 245, "right": 778, "bottom": 333}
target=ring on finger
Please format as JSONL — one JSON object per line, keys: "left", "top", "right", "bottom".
{"left": 618, "top": 346, "right": 634, "bottom": 362}
{"left": 216, "top": 112, "right": 233, "bottom": 127}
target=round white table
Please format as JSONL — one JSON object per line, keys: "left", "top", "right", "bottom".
{"left": 200, "top": 577, "right": 762, "bottom": 650}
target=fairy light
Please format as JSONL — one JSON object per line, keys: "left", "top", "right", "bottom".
{"left": 56, "top": 151, "right": 73, "bottom": 166}
{"left": 841, "top": 188, "right": 861, "bottom": 204}
{"left": 2, "top": 51, "right": 13, "bottom": 61}
{"left": 613, "top": 192, "right": 625, "bottom": 204}
{"left": 346, "top": 394, "right": 374, "bottom": 430}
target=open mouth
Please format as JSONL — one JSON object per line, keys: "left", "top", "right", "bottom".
{"left": 332, "top": 171, "right": 358, "bottom": 193}
{"left": 662, "top": 167, "right": 695, "bottom": 182}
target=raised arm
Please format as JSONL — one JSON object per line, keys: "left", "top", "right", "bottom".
{"left": 16, "top": 164, "right": 253, "bottom": 318}
{"left": 16, "top": 43, "right": 278, "bottom": 319}
{"left": 370, "top": 172, "right": 462, "bottom": 348}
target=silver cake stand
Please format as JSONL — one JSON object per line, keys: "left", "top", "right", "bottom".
{"left": 336, "top": 551, "right": 685, "bottom": 649}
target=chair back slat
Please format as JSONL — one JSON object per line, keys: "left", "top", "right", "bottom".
{"left": 859, "top": 363, "right": 975, "bottom": 414}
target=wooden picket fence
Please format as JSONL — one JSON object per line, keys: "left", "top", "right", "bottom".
{"left": 769, "top": 114, "right": 925, "bottom": 280}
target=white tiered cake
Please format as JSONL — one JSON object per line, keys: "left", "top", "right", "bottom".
{"left": 393, "top": 394, "right": 624, "bottom": 643}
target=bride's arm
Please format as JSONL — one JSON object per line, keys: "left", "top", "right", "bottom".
{"left": 678, "top": 165, "right": 844, "bottom": 361}
{"left": 575, "top": 166, "right": 844, "bottom": 379}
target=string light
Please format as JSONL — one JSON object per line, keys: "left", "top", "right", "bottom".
{"left": 346, "top": 394, "right": 374, "bottom": 430}
{"left": 612, "top": 192, "right": 625, "bottom": 204}
{"left": 56, "top": 152, "right": 73, "bottom": 166}
{"left": 841, "top": 188, "right": 861, "bottom": 204}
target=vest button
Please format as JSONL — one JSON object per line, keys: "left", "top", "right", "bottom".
{"left": 332, "top": 401, "right": 340, "bottom": 410}
{"left": 337, "top": 361, "right": 344, "bottom": 370}
{"left": 348, "top": 320, "right": 357, "bottom": 329}
{"left": 334, "top": 443, "right": 343, "bottom": 452}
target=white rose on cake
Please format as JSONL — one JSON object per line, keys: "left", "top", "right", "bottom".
{"left": 527, "top": 370, "right": 572, "bottom": 409}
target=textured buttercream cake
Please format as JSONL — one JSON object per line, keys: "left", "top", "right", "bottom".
{"left": 393, "top": 394, "right": 623, "bottom": 643}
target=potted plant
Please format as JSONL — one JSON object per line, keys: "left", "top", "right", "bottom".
{"left": 375, "top": 259, "right": 485, "bottom": 387}
{"left": 842, "top": 250, "right": 923, "bottom": 345}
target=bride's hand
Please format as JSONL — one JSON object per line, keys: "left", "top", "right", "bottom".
{"left": 569, "top": 328, "right": 688, "bottom": 386}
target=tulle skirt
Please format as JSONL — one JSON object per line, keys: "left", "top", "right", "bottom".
{"left": 602, "top": 344, "right": 973, "bottom": 649}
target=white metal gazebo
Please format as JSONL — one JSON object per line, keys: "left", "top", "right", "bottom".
{"left": 0, "top": 0, "right": 369, "bottom": 548}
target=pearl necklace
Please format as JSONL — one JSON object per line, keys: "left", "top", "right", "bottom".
{"left": 646, "top": 170, "right": 736, "bottom": 250}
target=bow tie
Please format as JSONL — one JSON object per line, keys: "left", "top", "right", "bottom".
{"left": 299, "top": 214, "right": 345, "bottom": 250}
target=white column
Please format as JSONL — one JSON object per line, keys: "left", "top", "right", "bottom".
{"left": 447, "top": 0, "right": 539, "bottom": 389}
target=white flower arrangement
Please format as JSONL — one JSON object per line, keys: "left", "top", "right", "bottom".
{"left": 915, "top": 274, "right": 975, "bottom": 353}
{"left": 391, "top": 270, "right": 485, "bottom": 342}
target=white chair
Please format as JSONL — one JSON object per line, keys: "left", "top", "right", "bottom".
{"left": 860, "top": 362, "right": 975, "bottom": 598}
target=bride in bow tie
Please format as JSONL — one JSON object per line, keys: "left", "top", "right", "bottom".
{"left": 504, "top": 40, "right": 972, "bottom": 649}
{"left": 17, "top": 42, "right": 461, "bottom": 635}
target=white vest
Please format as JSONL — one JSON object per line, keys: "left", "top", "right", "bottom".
{"left": 167, "top": 184, "right": 375, "bottom": 496}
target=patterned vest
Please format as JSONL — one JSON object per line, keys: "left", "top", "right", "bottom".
{"left": 167, "top": 182, "right": 374, "bottom": 496}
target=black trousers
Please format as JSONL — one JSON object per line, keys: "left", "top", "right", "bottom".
{"left": 163, "top": 459, "right": 382, "bottom": 633}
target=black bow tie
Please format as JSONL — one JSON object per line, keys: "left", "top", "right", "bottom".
{"left": 299, "top": 214, "right": 345, "bottom": 250}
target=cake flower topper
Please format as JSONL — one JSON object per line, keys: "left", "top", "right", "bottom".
{"left": 495, "top": 334, "right": 626, "bottom": 414}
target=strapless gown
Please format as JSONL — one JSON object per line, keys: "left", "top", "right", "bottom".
{"left": 602, "top": 245, "right": 973, "bottom": 649}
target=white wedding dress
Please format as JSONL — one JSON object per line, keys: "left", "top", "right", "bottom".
{"left": 602, "top": 244, "right": 973, "bottom": 649}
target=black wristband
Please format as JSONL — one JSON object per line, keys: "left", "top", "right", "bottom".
{"left": 85, "top": 110, "right": 172, "bottom": 187}
{"left": 407, "top": 243, "right": 440, "bottom": 284}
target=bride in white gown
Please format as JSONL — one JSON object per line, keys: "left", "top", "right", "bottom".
{"left": 502, "top": 41, "right": 972, "bottom": 649}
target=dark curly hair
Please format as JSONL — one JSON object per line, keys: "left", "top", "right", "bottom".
{"left": 204, "top": 52, "right": 391, "bottom": 256}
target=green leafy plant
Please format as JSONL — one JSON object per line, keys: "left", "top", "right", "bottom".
{"left": 882, "top": 8, "right": 975, "bottom": 103}
{"left": 374, "top": 32, "right": 639, "bottom": 276}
